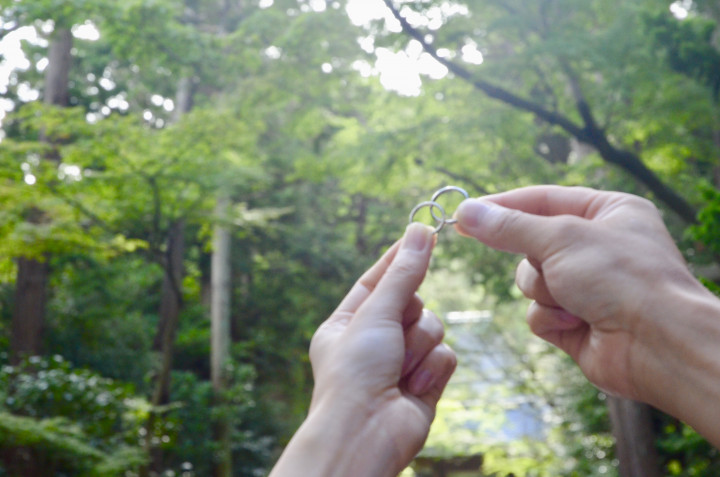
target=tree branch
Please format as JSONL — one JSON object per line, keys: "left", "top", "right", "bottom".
{"left": 382, "top": 0, "right": 586, "bottom": 138}
{"left": 382, "top": 0, "right": 698, "bottom": 224}
{"left": 433, "top": 166, "right": 490, "bottom": 195}
{"left": 47, "top": 183, "right": 115, "bottom": 235}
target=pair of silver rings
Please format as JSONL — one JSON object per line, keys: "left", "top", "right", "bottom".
{"left": 409, "top": 186, "right": 470, "bottom": 234}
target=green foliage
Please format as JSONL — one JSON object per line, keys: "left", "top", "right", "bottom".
{"left": 0, "top": 355, "right": 146, "bottom": 475}
{"left": 690, "top": 185, "right": 720, "bottom": 257}
{"left": 0, "top": 355, "right": 141, "bottom": 445}
{"left": 556, "top": 386, "right": 616, "bottom": 477}
{"left": 645, "top": 11, "right": 720, "bottom": 100}
{"left": 0, "top": 0, "right": 105, "bottom": 29}
{"left": 46, "top": 255, "right": 159, "bottom": 385}
{"left": 370, "top": 1, "right": 720, "bottom": 475}
{"left": 165, "top": 366, "right": 275, "bottom": 476}
{"left": 2, "top": 0, "right": 720, "bottom": 475}
{"left": 658, "top": 421, "right": 720, "bottom": 476}
{"left": 0, "top": 413, "right": 105, "bottom": 476}
{"left": 0, "top": 355, "right": 275, "bottom": 475}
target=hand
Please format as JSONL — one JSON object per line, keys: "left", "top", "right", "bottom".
{"left": 270, "top": 223, "right": 457, "bottom": 477}
{"left": 453, "top": 186, "right": 720, "bottom": 425}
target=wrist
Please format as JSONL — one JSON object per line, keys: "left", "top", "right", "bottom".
{"left": 270, "top": 399, "right": 402, "bottom": 477}
{"left": 634, "top": 279, "right": 720, "bottom": 446}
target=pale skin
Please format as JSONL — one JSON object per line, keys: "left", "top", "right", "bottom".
{"left": 271, "top": 185, "right": 720, "bottom": 477}
{"left": 454, "top": 185, "right": 720, "bottom": 448}
{"left": 269, "top": 223, "right": 457, "bottom": 477}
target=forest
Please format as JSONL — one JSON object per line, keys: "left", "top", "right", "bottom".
{"left": 0, "top": 0, "right": 719, "bottom": 476}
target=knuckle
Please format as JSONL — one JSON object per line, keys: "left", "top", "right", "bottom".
{"left": 616, "top": 192, "right": 660, "bottom": 218}
{"left": 552, "top": 215, "right": 578, "bottom": 234}
{"left": 603, "top": 193, "right": 665, "bottom": 237}
{"left": 515, "top": 261, "right": 533, "bottom": 295}
{"left": 437, "top": 344, "right": 458, "bottom": 372}
{"left": 308, "top": 329, "right": 323, "bottom": 360}
{"left": 423, "top": 310, "right": 445, "bottom": 342}
{"left": 515, "top": 278, "right": 533, "bottom": 301}
{"left": 635, "top": 198, "right": 663, "bottom": 222}
{"left": 525, "top": 302, "right": 539, "bottom": 330}
{"left": 550, "top": 215, "right": 586, "bottom": 243}
{"left": 387, "top": 253, "right": 421, "bottom": 279}
{"left": 442, "top": 343, "right": 457, "bottom": 363}
{"left": 623, "top": 192, "right": 655, "bottom": 210}
{"left": 447, "top": 350, "right": 458, "bottom": 371}
{"left": 525, "top": 302, "right": 554, "bottom": 338}
{"left": 488, "top": 208, "right": 523, "bottom": 241}
{"left": 636, "top": 196, "right": 657, "bottom": 211}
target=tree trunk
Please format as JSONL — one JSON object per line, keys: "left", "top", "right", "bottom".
{"left": 172, "top": 76, "right": 195, "bottom": 123}
{"left": 152, "top": 219, "right": 185, "bottom": 406}
{"left": 10, "top": 28, "right": 73, "bottom": 364}
{"left": 199, "top": 251, "right": 213, "bottom": 308}
{"left": 10, "top": 257, "right": 48, "bottom": 363}
{"left": 142, "top": 77, "right": 195, "bottom": 477}
{"left": 607, "top": 396, "right": 662, "bottom": 477}
{"left": 44, "top": 29, "right": 73, "bottom": 107}
{"left": 149, "top": 76, "right": 194, "bottom": 398}
{"left": 211, "top": 197, "right": 232, "bottom": 477}
{"left": 142, "top": 219, "right": 185, "bottom": 476}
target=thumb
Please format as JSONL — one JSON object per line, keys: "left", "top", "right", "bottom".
{"left": 454, "top": 198, "right": 559, "bottom": 260}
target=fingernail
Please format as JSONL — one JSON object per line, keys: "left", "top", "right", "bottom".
{"left": 456, "top": 199, "right": 497, "bottom": 230}
{"left": 409, "top": 369, "right": 434, "bottom": 395}
{"left": 403, "top": 222, "right": 432, "bottom": 251}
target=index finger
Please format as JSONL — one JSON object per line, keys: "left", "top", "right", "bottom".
{"left": 333, "top": 240, "right": 402, "bottom": 316}
{"left": 482, "top": 185, "right": 610, "bottom": 218}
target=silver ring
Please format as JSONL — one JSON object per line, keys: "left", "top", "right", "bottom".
{"left": 430, "top": 186, "right": 469, "bottom": 224}
{"left": 409, "top": 200, "right": 446, "bottom": 234}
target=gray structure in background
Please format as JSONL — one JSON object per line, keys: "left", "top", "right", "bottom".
{"left": 445, "top": 310, "right": 545, "bottom": 442}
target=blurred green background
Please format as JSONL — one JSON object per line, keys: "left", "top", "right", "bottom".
{"left": 0, "top": 0, "right": 719, "bottom": 475}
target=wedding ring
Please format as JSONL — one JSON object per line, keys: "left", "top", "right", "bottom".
{"left": 430, "top": 186, "right": 469, "bottom": 225}
{"left": 409, "top": 201, "right": 447, "bottom": 234}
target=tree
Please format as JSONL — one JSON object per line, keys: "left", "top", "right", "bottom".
{"left": 379, "top": 0, "right": 707, "bottom": 224}
{"left": 3, "top": 0, "right": 717, "bottom": 475}
{"left": 10, "top": 27, "right": 72, "bottom": 364}
{"left": 211, "top": 196, "right": 232, "bottom": 477}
